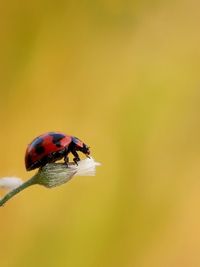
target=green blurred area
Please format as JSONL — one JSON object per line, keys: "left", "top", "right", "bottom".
{"left": 1, "top": 0, "right": 200, "bottom": 266}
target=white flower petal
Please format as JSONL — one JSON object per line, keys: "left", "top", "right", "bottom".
{"left": 73, "top": 157, "right": 101, "bottom": 176}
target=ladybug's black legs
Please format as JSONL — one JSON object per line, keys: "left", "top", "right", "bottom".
{"left": 73, "top": 158, "right": 80, "bottom": 165}
{"left": 63, "top": 146, "right": 80, "bottom": 166}
{"left": 64, "top": 155, "right": 69, "bottom": 166}
{"left": 64, "top": 148, "right": 70, "bottom": 167}
{"left": 71, "top": 150, "right": 80, "bottom": 165}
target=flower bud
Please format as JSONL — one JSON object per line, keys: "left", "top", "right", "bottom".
{"left": 35, "top": 157, "right": 101, "bottom": 188}
{"left": 0, "top": 157, "right": 100, "bottom": 206}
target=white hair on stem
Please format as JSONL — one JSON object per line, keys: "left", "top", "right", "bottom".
{"left": 0, "top": 177, "right": 23, "bottom": 191}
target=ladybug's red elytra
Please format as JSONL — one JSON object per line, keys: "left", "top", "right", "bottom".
{"left": 25, "top": 132, "right": 90, "bottom": 171}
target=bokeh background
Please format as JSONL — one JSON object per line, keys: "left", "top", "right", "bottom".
{"left": 1, "top": 0, "right": 200, "bottom": 266}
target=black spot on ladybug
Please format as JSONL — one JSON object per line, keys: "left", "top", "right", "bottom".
{"left": 34, "top": 138, "right": 45, "bottom": 155}
{"left": 55, "top": 142, "right": 62, "bottom": 148}
{"left": 49, "top": 133, "right": 65, "bottom": 148}
{"left": 35, "top": 145, "right": 45, "bottom": 154}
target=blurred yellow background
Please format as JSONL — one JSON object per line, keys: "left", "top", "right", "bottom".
{"left": 1, "top": 0, "right": 200, "bottom": 266}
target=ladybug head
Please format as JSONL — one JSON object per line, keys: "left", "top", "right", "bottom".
{"left": 79, "top": 143, "right": 90, "bottom": 156}
{"left": 72, "top": 137, "right": 90, "bottom": 156}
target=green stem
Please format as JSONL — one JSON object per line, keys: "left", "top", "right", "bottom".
{"left": 0, "top": 175, "right": 38, "bottom": 207}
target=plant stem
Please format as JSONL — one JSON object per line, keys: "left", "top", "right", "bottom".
{"left": 0, "top": 175, "right": 37, "bottom": 207}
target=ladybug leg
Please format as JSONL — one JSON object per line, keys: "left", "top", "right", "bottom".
{"left": 73, "top": 158, "right": 80, "bottom": 166}
{"left": 64, "top": 148, "right": 70, "bottom": 167}
{"left": 64, "top": 155, "right": 69, "bottom": 166}
{"left": 71, "top": 150, "right": 80, "bottom": 165}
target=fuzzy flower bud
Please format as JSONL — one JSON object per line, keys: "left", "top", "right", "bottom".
{"left": 0, "top": 157, "right": 100, "bottom": 206}
{"left": 35, "top": 157, "right": 100, "bottom": 188}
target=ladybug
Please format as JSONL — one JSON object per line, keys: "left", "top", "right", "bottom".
{"left": 25, "top": 132, "right": 90, "bottom": 171}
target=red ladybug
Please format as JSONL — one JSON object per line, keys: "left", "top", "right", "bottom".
{"left": 25, "top": 132, "right": 90, "bottom": 171}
